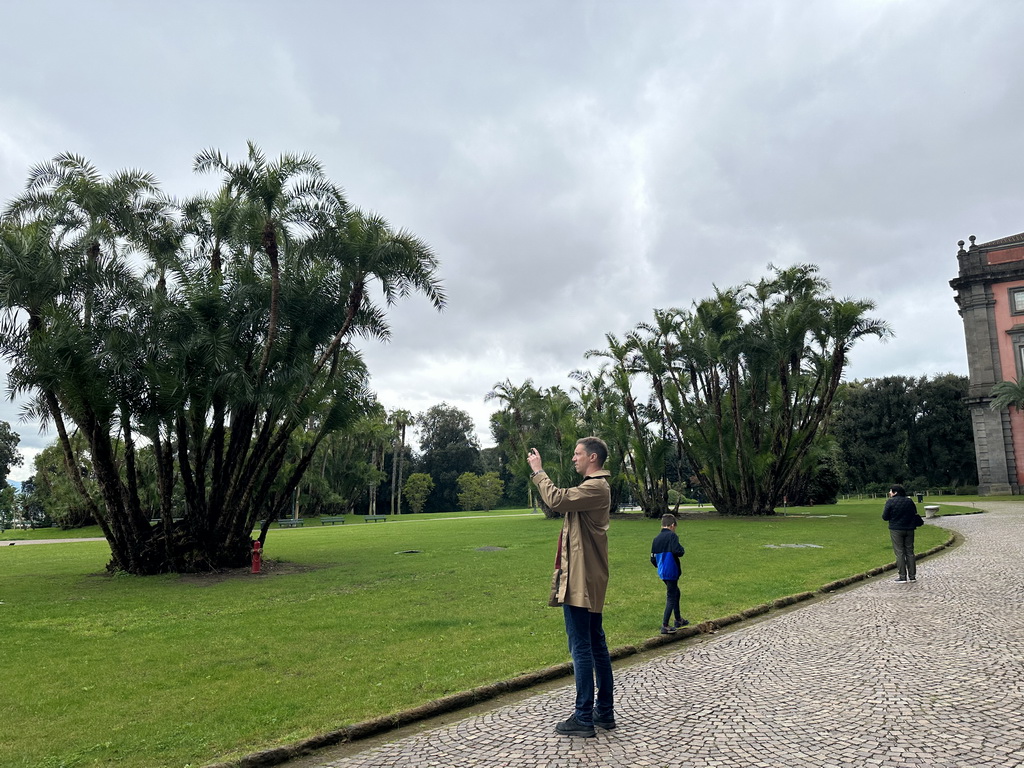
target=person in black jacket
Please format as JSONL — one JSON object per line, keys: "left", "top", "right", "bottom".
{"left": 882, "top": 484, "right": 920, "bottom": 582}
{"left": 651, "top": 514, "right": 688, "bottom": 633}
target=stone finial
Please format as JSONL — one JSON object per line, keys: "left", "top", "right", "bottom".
{"left": 958, "top": 239, "right": 966, "bottom": 256}
{"left": 969, "top": 235, "right": 977, "bottom": 250}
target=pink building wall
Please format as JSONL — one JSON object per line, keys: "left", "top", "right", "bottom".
{"left": 990, "top": 265, "right": 1024, "bottom": 487}
{"left": 951, "top": 230, "right": 1024, "bottom": 494}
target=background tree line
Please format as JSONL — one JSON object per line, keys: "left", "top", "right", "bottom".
{"left": 13, "top": 399, "right": 495, "bottom": 528}
{"left": 829, "top": 373, "right": 977, "bottom": 494}
{"left": 481, "top": 371, "right": 976, "bottom": 516}
{"left": 8, "top": 367, "right": 980, "bottom": 534}
{"left": 0, "top": 421, "right": 23, "bottom": 528}
{"left": 485, "top": 266, "right": 977, "bottom": 516}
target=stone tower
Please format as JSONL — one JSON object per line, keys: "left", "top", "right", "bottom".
{"left": 950, "top": 232, "right": 1024, "bottom": 495}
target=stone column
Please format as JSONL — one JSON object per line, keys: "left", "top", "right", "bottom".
{"left": 951, "top": 236, "right": 1018, "bottom": 495}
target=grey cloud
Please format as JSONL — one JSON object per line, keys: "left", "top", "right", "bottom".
{"left": 3, "top": 0, "right": 1022, "bottom": 466}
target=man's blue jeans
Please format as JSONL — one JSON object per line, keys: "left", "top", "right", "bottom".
{"left": 563, "top": 604, "right": 614, "bottom": 725}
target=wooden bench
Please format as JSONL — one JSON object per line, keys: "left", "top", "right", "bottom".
{"left": 277, "top": 518, "right": 305, "bottom": 528}
{"left": 320, "top": 516, "right": 346, "bottom": 525}
{"left": 363, "top": 514, "right": 388, "bottom": 523}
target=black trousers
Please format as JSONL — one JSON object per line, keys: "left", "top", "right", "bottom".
{"left": 662, "top": 579, "right": 681, "bottom": 625}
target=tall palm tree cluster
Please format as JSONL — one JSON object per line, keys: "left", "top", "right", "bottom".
{"left": 487, "top": 379, "right": 598, "bottom": 517}
{"left": 489, "top": 265, "right": 889, "bottom": 517}
{"left": 0, "top": 144, "right": 444, "bottom": 574}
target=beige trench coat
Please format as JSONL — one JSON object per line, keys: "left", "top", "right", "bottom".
{"left": 532, "top": 469, "right": 611, "bottom": 613}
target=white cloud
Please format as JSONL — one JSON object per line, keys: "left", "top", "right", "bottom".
{"left": 7, "top": 446, "right": 40, "bottom": 484}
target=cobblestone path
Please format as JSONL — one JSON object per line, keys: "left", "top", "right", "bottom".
{"left": 301, "top": 504, "right": 1024, "bottom": 768}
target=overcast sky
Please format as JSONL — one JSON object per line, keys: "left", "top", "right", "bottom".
{"left": 2, "top": 0, "right": 1023, "bottom": 481}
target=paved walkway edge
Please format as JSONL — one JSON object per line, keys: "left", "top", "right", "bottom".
{"left": 204, "top": 529, "right": 959, "bottom": 768}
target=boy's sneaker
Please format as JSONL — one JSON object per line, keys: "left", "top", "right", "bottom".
{"left": 555, "top": 715, "right": 596, "bottom": 737}
{"left": 661, "top": 625, "right": 676, "bottom": 635}
{"left": 674, "top": 619, "right": 690, "bottom": 629}
{"left": 593, "top": 716, "right": 617, "bottom": 730}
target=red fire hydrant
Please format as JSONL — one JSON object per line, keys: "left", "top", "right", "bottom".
{"left": 251, "top": 539, "right": 262, "bottom": 574}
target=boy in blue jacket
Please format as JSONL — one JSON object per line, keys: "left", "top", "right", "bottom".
{"left": 651, "top": 514, "right": 688, "bottom": 634}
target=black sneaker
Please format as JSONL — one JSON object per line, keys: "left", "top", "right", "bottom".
{"left": 555, "top": 715, "right": 596, "bottom": 737}
{"left": 594, "top": 716, "right": 617, "bottom": 730}
{"left": 894, "top": 577, "right": 907, "bottom": 582}
{"left": 674, "top": 619, "right": 690, "bottom": 629}
{"left": 661, "top": 625, "right": 676, "bottom": 635}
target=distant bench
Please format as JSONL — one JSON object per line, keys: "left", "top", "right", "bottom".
{"left": 277, "top": 518, "right": 305, "bottom": 528}
{"left": 363, "top": 515, "right": 387, "bottom": 523}
{"left": 320, "top": 516, "right": 346, "bottom": 525}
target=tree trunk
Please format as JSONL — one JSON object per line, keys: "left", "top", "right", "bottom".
{"left": 396, "top": 425, "right": 406, "bottom": 514}
{"left": 258, "top": 220, "right": 280, "bottom": 381}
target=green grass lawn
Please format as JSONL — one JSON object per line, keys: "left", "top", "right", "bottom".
{"left": 0, "top": 524, "right": 107, "bottom": 540}
{"left": 0, "top": 502, "right": 956, "bottom": 768}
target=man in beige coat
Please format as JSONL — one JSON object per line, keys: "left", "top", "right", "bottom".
{"left": 527, "top": 436, "right": 614, "bottom": 738}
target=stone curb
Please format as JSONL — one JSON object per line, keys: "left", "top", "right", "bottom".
{"left": 817, "top": 531, "right": 956, "bottom": 593}
{"left": 204, "top": 529, "right": 958, "bottom": 768}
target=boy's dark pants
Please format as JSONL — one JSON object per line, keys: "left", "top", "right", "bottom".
{"left": 662, "top": 578, "right": 681, "bottom": 626}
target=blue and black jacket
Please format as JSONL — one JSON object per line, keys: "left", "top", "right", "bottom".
{"left": 650, "top": 528, "right": 685, "bottom": 580}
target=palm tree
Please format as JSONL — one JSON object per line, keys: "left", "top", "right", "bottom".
{"left": 0, "top": 217, "right": 105, "bottom": 530}
{"left": 656, "top": 265, "right": 890, "bottom": 515}
{"left": 539, "top": 386, "right": 580, "bottom": 486}
{"left": 585, "top": 332, "right": 670, "bottom": 517}
{"left": 193, "top": 141, "right": 340, "bottom": 383}
{"left": 308, "top": 209, "right": 445, "bottom": 375}
{"left": 350, "top": 407, "right": 395, "bottom": 517}
{"left": 990, "top": 378, "right": 1024, "bottom": 411}
{"left": 486, "top": 379, "right": 541, "bottom": 509}
{"left": 0, "top": 147, "right": 445, "bottom": 574}
{"left": 568, "top": 365, "right": 635, "bottom": 511}
{"left": 2, "top": 155, "right": 165, "bottom": 570}
{"left": 389, "top": 409, "right": 412, "bottom": 514}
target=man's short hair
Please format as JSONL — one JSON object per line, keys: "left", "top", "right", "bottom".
{"left": 576, "top": 436, "right": 608, "bottom": 467}
{"left": 661, "top": 514, "right": 677, "bottom": 527}
{"left": 890, "top": 484, "right": 907, "bottom": 497}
